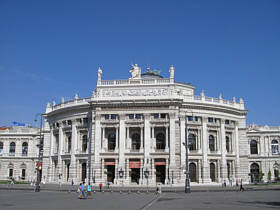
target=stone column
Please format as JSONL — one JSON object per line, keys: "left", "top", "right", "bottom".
{"left": 140, "top": 127, "right": 144, "bottom": 150}
{"left": 198, "top": 159, "right": 202, "bottom": 183}
{"left": 220, "top": 120, "right": 227, "bottom": 179}
{"left": 115, "top": 126, "right": 119, "bottom": 151}
{"left": 144, "top": 114, "right": 151, "bottom": 170}
{"left": 151, "top": 126, "right": 155, "bottom": 151}
{"left": 165, "top": 126, "right": 169, "bottom": 151}
{"left": 58, "top": 125, "right": 63, "bottom": 176}
{"left": 180, "top": 115, "right": 186, "bottom": 179}
{"left": 169, "top": 113, "right": 176, "bottom": 168}
{"left": 102, "top": 127, "right": 105, "bottom": 150}
{"left": 118, "top": 114, "right": 126, "bottom": 171}
{"left": 93, "top": 114, "right": 102, "bottom": 183}
{"left": 69, "top": 121, "right": 77, "bottom": 183}
{"left": 234, "top": 123, "right": 240, "bottom": 178}
{"left": 47, "top": 128, "right": 54, "bottom": 182}
{"left": 126, "top": 127, "right": 130, "bottom": 150}
{"left": 202, "top": 117, "right": 210, "bottom": 183}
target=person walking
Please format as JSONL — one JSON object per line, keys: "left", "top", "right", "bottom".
{"left": 239, "top": 179, "right": 244, "bottom": 192}
{"left": 99, "top": 183, "right": 103, "bottom": 192}
{"left": 81, "top": 182, "right": 86, "bottom": 199}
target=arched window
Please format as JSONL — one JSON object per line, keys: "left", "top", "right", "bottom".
{"left": 250, "top": 140, "right": 258, "bottom": 154}
{"left": 209, "top": 135, "right": 215, "bottom": 151}
{"left": 271, "top": 140, "right": 279, "bottom": 154}
{"left": 226, "top": 136, "right": 230, "bottom": 153}
{"left": 9, "top": 142, "right": 16, "bottom": 156}
{"left": 22, "top": 142, "right": 28, "bottom": 156}
{"left": 188, "top": 134, "right": 196, "bottom": 151}
{"left": 67, "top": 136, "right": 71, "bottom": 153}
{"left": 0, "top": 142, "right": 3, "bottom": 155}
{"left": 108, "top": 133, "right": 116, "bottom": 151}
{"left": 131, "top": 133, "right": 140, "bottom": 150}
{"left": 156, "top": 133, "right": 165, "bottom": 150}
{"left": 82, "top": 135, "right": 87, "bottom": 152}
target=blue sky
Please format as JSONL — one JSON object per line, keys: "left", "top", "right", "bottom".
{"left": 0, "top": 0, "right": 279, "bottom": 127}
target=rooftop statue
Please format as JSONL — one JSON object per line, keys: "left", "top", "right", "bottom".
{"left": 130, "top": 64, "right": 141, "bottom": 79}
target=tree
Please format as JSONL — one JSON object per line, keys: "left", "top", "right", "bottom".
{"left": 268, "top": 170, "right": 272, "bottom": 182}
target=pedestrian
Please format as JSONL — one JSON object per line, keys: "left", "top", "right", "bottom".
{"left": 239, "top": 179, "right": 244, "bottom": 192}
{"left": 99, "top": 183, "right": 103, "bottom": 192}
{"left": 107, "top": 181, "right": 110, "bottom": 189}
{"left": 229, "top": 176, "right": 233, "bottom": 187}
{"left": 223, "top": 180, "right": 226, "bottom": 187}
{"left": 236, "top": 179, "right": 239, "bottom": 187}
{"left": 81, "top": 181, "right": 86, "bottom": 199}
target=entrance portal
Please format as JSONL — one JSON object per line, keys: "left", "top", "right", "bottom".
{"left": 131, "top": 168, "right": 140, "bottom": 184}
{"left": 82, "top": 163, "right": 87, "bottom": 182}
{"left": 107, "top": 165, "right": 115, "bottom": 183}
{"left": 155, "top": 165, "right": 166, "bottom": 184}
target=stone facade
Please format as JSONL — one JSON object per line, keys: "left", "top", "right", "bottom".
{"left": 1, "top": 65, "right": 279, "bottom": 185}
{"left": 0, "top": 126, "right": 40, "bottom": 182}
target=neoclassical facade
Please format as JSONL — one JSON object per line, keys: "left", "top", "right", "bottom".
{"left": 0, "top": 126, "right": 40, "bottom": 181}
{"left": 1, "top": 65, "right": 279, "bottom": 185}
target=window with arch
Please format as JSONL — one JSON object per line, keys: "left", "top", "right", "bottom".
{"left": 67, "top": 136, "right": 71, "bottom": 153}
{"left": 271, "top": 140, "right": 279, "bottom": 154}
{"left": 22, "top": 142, "right": 28, "bottom": 156}
{"left": 188, "top": 134, "right": 196, "bottom": 151}
{"left": 9, "top": 142, "right": 16, "bottom": 156}
{"left": 108, "top": 133, "right": 116, "bottom": 151}
{"left": 82, "top": 135, "right": 87, "bottom": 152}
{"left": 226, "top": 136, "right": 230, "bottom": 153}
{"left": 156, "top": 133, "right": 165, "bottom": 150}
{"left": 0, "top": 142, "right": 3, "bottom": 155}
{"left": 209, "top": 135, "right": 215, "bottom": 151}
{"left": 250, "top": 140, "right": 258, "bottom": 154}
{"left": 131, "top": 133, "right": 140, "bottom": 150}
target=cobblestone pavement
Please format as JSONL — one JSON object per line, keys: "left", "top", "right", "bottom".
{"left": 0, "top": 189, "right": 279, "bottom": 210}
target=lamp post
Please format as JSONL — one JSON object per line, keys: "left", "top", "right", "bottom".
{"left": 88, "top": 111, "right": 93, "bottom": 187}
{"left": 34, "top": 113, "right": 43, "bottom": 192}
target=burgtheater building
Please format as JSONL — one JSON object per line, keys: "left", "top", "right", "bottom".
{"left": 0, "top": 65, "right": 279, "bottom": 185}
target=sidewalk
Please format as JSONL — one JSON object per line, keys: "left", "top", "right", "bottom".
{"left": 0, "top": 183, "right": 279, "bottom": 193}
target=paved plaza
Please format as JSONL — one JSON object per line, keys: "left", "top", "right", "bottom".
{"left": 0, "top": 188, "right": 279, "bottom": 210}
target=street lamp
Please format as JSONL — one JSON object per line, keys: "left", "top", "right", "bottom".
{"left": 34, "top": 113, "right": 43, "bottom": 192}
{"left": 119, "top": 168, "right": 124, "bottom": 178}
{"left": 183, "top": 117, "right": 191, "bottom": 193}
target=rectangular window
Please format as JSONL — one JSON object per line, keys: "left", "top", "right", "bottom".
{"left": 111, "top": 114, "right": 117, "bottom": 119}
{"left": 160, "top": 114, "right": 166, "bottom": 119}
{"left": 9, "top": 169, "right": 13, "bottom": 178}
{"left": 188, "top": 116, "right": 193, "bottom": 121}
{"left": 154, "top": 114, "right": 159, "bottom": 119}
{"left": 225, "top": 120, "right": 230, "bottom": 125}
{"left": 22, "top": 169, "right": 26, "bottom": 180}
{"left": 83, "top": 118, "right": 88, "bottom": 124}
{"left": 195, "top": 116, "right": 198, "bottom": 121}
{"left": 105, "top": 114, "right": 109, "bottom": 120}
{"left": 208, "top": 118, "right": 214, "bottom": 123}
{"left": 67, "top": 120, "right": 72, "bottom": 125}
{"left": 135, "top": 114, "right": 141, "bottom": 119}
{"left": 129, "top": 114, "right": 134, "bottom": 119}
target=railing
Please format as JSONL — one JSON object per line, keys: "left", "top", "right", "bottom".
{"left": 100, "top": 78, "right": 171, "bottom": 86}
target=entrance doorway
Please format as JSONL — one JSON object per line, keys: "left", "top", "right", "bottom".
{"left": 156, "top": 165, "right": 165, "bottom": 184}
{"left": 210, "top": 163, "right": 216, "bottom": 182}
{"left": 131, "top": 168, "right": 140, "bottom": 184}
{"left": 189, "top": 163, "right": 197, "bottom": 182}
{"left": 250, "top": 163, "right": 259, "bottom": 183}
{"left": 107, "top": 165, "right": 115, "bottom": 183}
{"left": 82, "top": 163, "right": 87, "bottom": 182}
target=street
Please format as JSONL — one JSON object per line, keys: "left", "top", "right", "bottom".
{"left": 0, "top": 189, "right": 279, "bottom": 210}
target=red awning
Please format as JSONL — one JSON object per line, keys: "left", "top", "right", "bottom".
{"left": 129, "top": 161, "right": 141, "bottom": 168}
